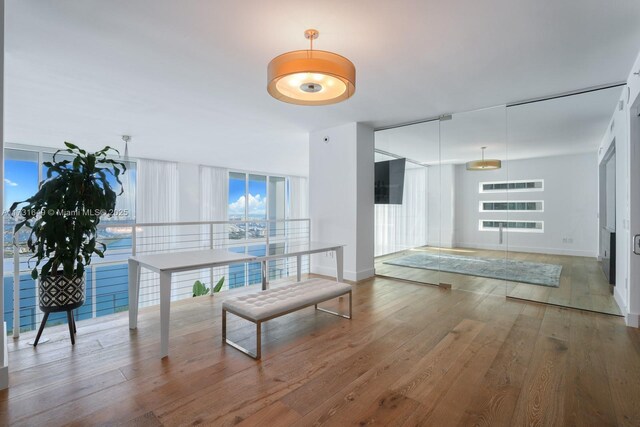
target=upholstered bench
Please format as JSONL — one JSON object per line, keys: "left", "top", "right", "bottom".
{"left": 222, "top": 278, "right": 352, "bottom": 359}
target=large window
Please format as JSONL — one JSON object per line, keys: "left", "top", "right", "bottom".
{"left": 227, "top": 172, "right": 268, "bottom": 239}
{"left": 227, "top": 171, "right": 285, "bottom": 230}
{"left": 3, "top": 146, "right": 137, "bottom": 333}
{"left": 226, "top": 171, "right": 287, "bottom": 288}
{"left": 4, "top": 149, "right": 39, "bottom": 258}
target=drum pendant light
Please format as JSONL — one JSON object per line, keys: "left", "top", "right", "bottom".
{"left": 466, "top": 147, "right": 502, "bottom": 171}
{"left": 267, "top": 29, "right": 356, "bottom": 106}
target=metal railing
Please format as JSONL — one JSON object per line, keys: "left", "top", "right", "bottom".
{"left": 3, "top": 218, "right": 311, "bottom": 336}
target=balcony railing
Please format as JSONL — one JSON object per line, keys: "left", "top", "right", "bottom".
{"left": 3, "top": 218, "right": 311, "bottom": 337}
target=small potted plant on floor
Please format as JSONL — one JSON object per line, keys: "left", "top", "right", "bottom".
{"left": 10, "top": 143, "right": 127, "bottom": 346}
{"left": 192, "top": 277, "right": 226, "bottom": 297}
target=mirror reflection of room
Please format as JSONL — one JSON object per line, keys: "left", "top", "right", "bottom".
{"left": 374, "top": 86, "right": 623, "bottom": 316}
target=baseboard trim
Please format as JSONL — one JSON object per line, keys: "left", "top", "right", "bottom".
{"left": 625, "top": 312, "right": 640, "bottom": 328}
{"left": 352, "top": 268, "right": 375, "bottom": 281}
{"left": 611, "top": 288, "right": 639, "bottom": 327}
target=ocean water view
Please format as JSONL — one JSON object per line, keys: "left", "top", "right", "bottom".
{"left": 3, "top": 220, "right": 275, "bottom": 334}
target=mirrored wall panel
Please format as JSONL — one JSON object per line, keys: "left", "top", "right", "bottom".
{"left": 374, "top": 88, "right": 624, "bottom": 317}
{"left": 439, "top": 106, "right": 507, "bottom": 296}
{"left": 374, "top": 120, "right": 441, "bottom": 286}
{"left": 504, "top": 86, "right": 623, "bottom": 315}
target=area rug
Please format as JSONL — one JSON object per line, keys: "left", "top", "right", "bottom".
{"left": 384, "top": 252, "right": 562, "bottom": 287}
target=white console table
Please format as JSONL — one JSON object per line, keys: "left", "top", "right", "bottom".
{"left": 250, "top": 241, "right": 345, "bottom": 289}
{"left": 128, "top": 242, "right": 345, "bottom": 358}
{"left": 128, "top": 249, "right": 256, "bottom": 358}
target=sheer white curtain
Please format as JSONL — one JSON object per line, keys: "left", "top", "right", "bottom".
{"left": 200, "top": 166, "right": 228, "bottom": 222}
{"left": 287, "top": 176, "right": 308, "bottom": 218}
{"left": 286, "top": 176, "right": 309, "bottom": 276}
{"left": 375, "top": 167, "right": 428, "bottom": 257}
{"left": 200, "top": 166, "right": 229, "bottom": 289}
{"left": 136, "top": 159, "right": 179, "bottom": 305}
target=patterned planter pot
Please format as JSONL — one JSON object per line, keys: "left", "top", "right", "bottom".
{"left": 34, "top": 273, "right": 85, "bottom": 346}
{"left": 39, "top": 274, "right": 85, "bottom": 312}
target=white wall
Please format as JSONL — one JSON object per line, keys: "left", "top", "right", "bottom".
{"left": 356, "top": 125, "right": 375, "bottom": 277}
{"left": 601, "top": 49, "right": 640, "bottom": 327}
{"left": 309, "top": 122, "right": 375, "bottom": 281}
{"left": 454, "top": 153, "right": 599, "bottom": 257}
{"left": 630, "top": 61, "right": 640, "bottom": 327}
{"left": 0, "top": 0, "right": 8, "bottom": 391}
{"left": 598, "top": 99, "right": 629, "bottom": 318}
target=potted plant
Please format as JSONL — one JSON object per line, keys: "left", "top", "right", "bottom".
{"left": 192, "top": 277, "right": 225, "bottom": 297}
{"left": 9, "top": 143, "right": 127, "bottom": 346}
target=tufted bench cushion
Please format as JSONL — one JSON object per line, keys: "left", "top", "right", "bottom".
{"left": 222, "top": 278, "right": 352, "bottom": 322}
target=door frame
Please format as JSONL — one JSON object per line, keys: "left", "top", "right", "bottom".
{"left": 627, "top": 88, "right": 640, "bottom": 327}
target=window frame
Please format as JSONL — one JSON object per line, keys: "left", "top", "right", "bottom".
{"left": 226, "top": 170, "right": 290, "bottom": 289}
{"left": 227, "top": 170, "right": 288, "bottom": 222}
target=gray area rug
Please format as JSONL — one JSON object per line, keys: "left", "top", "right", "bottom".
{"left": 384, "top": 252, "right": 562, "bottom": 287}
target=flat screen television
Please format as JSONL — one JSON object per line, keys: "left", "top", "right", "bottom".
{"left": 375, "top": 158, "right": 406, "bottom": 204}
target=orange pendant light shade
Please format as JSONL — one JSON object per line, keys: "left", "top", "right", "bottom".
{"left": 267, "top": 30, "right": 356, "bottom": 106}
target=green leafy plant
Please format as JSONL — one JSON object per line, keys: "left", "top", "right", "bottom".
{"left": 192, "top": 280, "right": 210, "bottom": 297}
{"left": 9, "top": 142, "right": 127, "bottom": 280}
{"left": 213, "top": 276, "right": 225, "bottom": 293}
{"left": 192, "top": 277, "right": 225, "bottom": 297}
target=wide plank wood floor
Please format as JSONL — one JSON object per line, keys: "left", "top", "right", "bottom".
{"left": 375, "top": 247, "right": 622, "bottom": 316}
{"left": 1, "top": 276, "right": 638, "bottom": 426}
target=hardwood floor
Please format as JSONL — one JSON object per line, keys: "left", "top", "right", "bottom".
{"left": 1, "top": 276, "right": 639, "bottom": 426}
{"left": 375, "top": 247, "right": 622, "bottom": 316}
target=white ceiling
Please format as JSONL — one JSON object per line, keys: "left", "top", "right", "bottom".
{"left": 5, "top": 0, "right": 640, "bottom": 176}
{"left": 374, "top": 86, "right": 623, "bottom": 164}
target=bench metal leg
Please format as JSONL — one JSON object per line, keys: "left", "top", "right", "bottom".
{"left": 222, "top": 310, "right": 262, "bottom": 360}
{"left": 223, "top": 291, "right": 352, "bottom": 360}
{"left": 256, "top": 322, "right": 261, "bottom": 360}
{"left": 315, "top": 291, "right": 352, "bottom": 319}
{"left": 222, "top": 309, "right": 227, "bottom": 341}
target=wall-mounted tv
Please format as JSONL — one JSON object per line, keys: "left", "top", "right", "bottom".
{"left": 375, "top": 158, "right": 406, "bottom": 204}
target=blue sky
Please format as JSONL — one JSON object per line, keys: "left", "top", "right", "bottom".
{"left": 228, "top": 175, "right": 266, "bottom": 218}
{"left": 4, "top": 160, "right": 39, "bottom": 207}
{"left": 4, "top": 159, "right": 135, "bottom": 210}
{"left": 6, "top": 158, "right": 265, "bottom": 220}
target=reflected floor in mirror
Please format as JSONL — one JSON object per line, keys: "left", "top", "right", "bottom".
{"left": 375, "top": 246, "right": 622, "bottom": 316}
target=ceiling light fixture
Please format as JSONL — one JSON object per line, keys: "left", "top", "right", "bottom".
{"left": 466, "top": 146, "right": 502, "bottom": 171}
{"left": 267, "top": 29, "right": 355, "bottom": 106}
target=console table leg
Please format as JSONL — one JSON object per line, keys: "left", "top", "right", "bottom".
{"left": 159, "top": 271, "right": 172, "bottom": 358}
